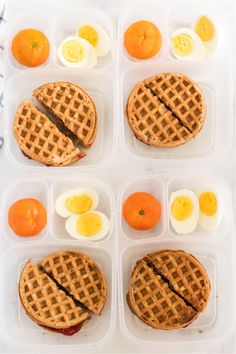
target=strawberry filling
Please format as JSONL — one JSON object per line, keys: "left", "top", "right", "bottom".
{"left": 41, "top": 322, "right": 83, "bottom": 336}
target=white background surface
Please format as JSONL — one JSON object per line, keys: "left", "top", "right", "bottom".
{"left": 0, "top": 0, "right": 236, "bottom": 353}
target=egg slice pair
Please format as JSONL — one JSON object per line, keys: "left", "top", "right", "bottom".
{"left": 58, "top": 23, "right": 111, "bottom": 68}
{"left": 170, "top": 188, "right": 220, "bottom": 234}
{"left": 55, "top": 188, "right": 110, "bottom": 241}
{"left": 170, "top": 16, "right": 217, "bottom": 61}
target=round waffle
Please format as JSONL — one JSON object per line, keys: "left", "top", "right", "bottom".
{"left": 126, "top": 72, "right": 206, "bottom": 148}
{"left": 19, "top": 260, "right": 90, "bottom": 330}
{"left": 127, "top": 250, "right": 210, "bottom": 330}
{"left": 33, "top": 82, "right": 97, "bottom": 148}
{"left": 19, "top": 250, "right": 108, "bottom": 335}
{"left": 39, "top": 250, "right": 107, "bottom": 316}
{"left": 13, "top": 100, "right": 85, "bottom": 167}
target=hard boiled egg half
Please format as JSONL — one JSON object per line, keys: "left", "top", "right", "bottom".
{"left": 193, "top": 16, "right": 217, "bottom": 55}
{"left": 55, "top": 188, "right": 99, "bottom": 218}
{"left": 58, "top": 36, "right": 97, "bottom": 68}
{"left": 170, "top": 28, "right": 205, "bottom": 61}
{"left": 197, "top": 188, "right": 221, "bottom": 230}
{"left": 170, "top": 189, "right": 199, "bottom": 234}
{"left": 65, "top": 211, "right": 110, "bottom": 241}
{"left": 76, "top": 23, "right": 110, "bottom": 57}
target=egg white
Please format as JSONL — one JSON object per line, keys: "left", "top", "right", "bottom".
{"left": 170, "top": 189, "right": 199, "bottom": 235}
{"left": 77, "top": 22, "right": 111, "bottom": 57}
{"left": 170, "top": 28, "right": 205, "bottom": 61}
{"left": 197, "top": 187, "right": 221, "bottom": 230}
{"left": 65, "top": 211, "right": 110, "bottom": 241}
{"left": 55, "top": 188, "right": 99, "bottom": 218}
{"left": 58, "top": 36, "right": 97, "bottom": 68}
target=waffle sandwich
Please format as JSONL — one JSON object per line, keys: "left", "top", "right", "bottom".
{"left": 33, "top": 82, "right": 97, "bottom": 148}
{"left": 19, "top": 250, "right": 107, "bottom": 336}
{"left": 126, "top": 72, "right": 206, "bottom": 148}
{"left": 127, "top": 250, "right": 210, "bottom": 330}
{"left": 13, "top": 81, "right": 97, "bottom": 167}
{"left": 39, "top": 251, "right": 107, "bottom": 315}
{"left": 14, "top": 100, "right": 85, "bottom": 167}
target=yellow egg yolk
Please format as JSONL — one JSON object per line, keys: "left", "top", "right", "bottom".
{"left": 78, "top": 25, "right": 99, "bottom": 47}
{"left": 62, "top": 40, "right": 85, "bottom": 63}
{"left": 195, "top": 16, "right": 215, "bottom": 42}
{"left": 77, "top": 212, "right": 102, "bottom": 236}
{"left": 199, "top": 192, "right": 217, "bottom": 216}
{"left": 65, "top": 195, "right": 92, "bottom": 214}
{"left": 171, "top": 34, "right": 194, "bottom": 57}
{"left": 171, "top": 196, "right": 194, "bottom": 221}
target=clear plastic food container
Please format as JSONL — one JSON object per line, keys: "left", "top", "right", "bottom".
{"left": 118, "top": 174, "right": 234, "bottom": 346}
{"left": 1, "top": 0, "right": 234, "bottom": 352}
{"left": 0, "top": 177, "right": 116, "bottom": 350}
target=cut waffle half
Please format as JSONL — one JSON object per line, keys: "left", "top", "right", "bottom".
{"left": 33, "top": 82, "right": 97, "bottom": 148}
{"left": 127, "top": 259, "right": 197, "bottom": 329}
{"left": 13, "top": 100, "right": 85, "bottom": 167}
{"left": 126, "top": 72, "right": 206, "bottom": 148}
{"left": 146, "top": 250, "right": 211, "bottom": 313}
{"left": 19, "top": 260, "right": 90, "bottom": 330}
{"left": 40, "top": 251, "right": 107, "bottom": 315}
{"left": 127, "top": 250, "right": 210, "bottom": 330}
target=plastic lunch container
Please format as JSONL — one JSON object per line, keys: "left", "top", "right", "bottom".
{"left": 3, "top": 8, "right": 117, "bottom": 170}
{"left": 0, "top": 0, "right": 234, "bottom": 352}
{"left": 0, "top": 177, "right": 116, "bottom": 350}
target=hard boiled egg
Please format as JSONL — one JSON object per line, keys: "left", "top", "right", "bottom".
{"left": 197, "top": 188, "right": 221, "bottom": 230}
{"left": 170, "top": 28, "right": 205, "bottom": 61}
{"left": 55, "top": 188, "right": 99, "bottom": 218}
{"left": 65, "top": 211, "right": 110, "bottom": 241}
{"left": 170, "top": 189, "right": 199, "bottom": 234}
{"left": 58, "top": 36, "right": 97, "bottom": 68}
{"left": 193, "top": 16, "right": 217, "bottom": 55}
{"left": 76, "top": 23, "right": 110, "bottom": 57}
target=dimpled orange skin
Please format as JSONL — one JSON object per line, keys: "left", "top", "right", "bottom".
{"left": 123, "top": 192, "right": 161, "bottom": 231}
{"left": 124, "top": 20, "right": 162, "bottom": 60}
{"left": 11, "top": 28, "right": 50, "bottom": 67}
{"left": 8, "top": 198, "right": 47, "bottom": 237}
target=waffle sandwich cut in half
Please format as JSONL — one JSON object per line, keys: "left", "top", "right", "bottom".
{"left": 33, "top": 82, "right": 97, "bottom": 148}
{"left": 126, "top": 72, "right": 206, "bottom": 148}
{"left": 13, "top": 82, "right": 97, "bottom": 166}
{"left": 19, "top": 250, "right": 107, "bottom": 336}
{"left": 127, "top": 250, "right": 210, "bottom": 330}
{"left": 14, "top": 100, "right": 85, "bottom": 167}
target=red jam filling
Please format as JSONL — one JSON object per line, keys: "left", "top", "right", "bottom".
{"left": 41, "top": 322, "right": 83, "bottom": 336}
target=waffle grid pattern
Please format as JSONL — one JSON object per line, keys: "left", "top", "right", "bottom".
{"left": 14, "top": 100, "right": 84, "bottom": 166}
{"left": 144, "top": 73, "right": 205, "bottom": 133}
{"left": 126, "top": 72, "right": 206, "bottom": 148}
{"left": 19, "top": 260, "right": 89, "bottom": 329}
{"left": 34, "top": 82, "right": 97, "bottom": 148}
{"left": 127, "top": 260, "right": 197, "bottom": 329}
{"left": 127, "top": 250, "right": 210, "bottom": 330}
{"left": 40, "top": 251, "right": 107, "bottom": 315}
{"left": 147, "top": 251, "right": 210, "bottom": 312}
{"left": 127, "top": 82, "right": 192, "bottom": 147}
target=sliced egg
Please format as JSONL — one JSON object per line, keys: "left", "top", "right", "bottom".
{"left": 58, "top": 36, "right": 97, "bottom": 68}
{"left": 197, "top": 188, "right": 221, "bottom": 230}
{"left": 170, "top": 28, "right": 205, "bottom": 61}
{"left": 76, "top": 22, "right": 110, "bottom": 57}
{"left": 65, "top": 211, "right": 110, "bottom": 241}
{"left": 192, "top": 16, "right": 217, "bottom": 55}
{"left": 55, "top": 188, "right": 99, "bottom": 218}
{"left": 170, "top": 189, "right": 199, "bottom": 234}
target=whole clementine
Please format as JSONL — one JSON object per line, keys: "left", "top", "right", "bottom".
{"left": 8, "top": 198, "right": 47, "bottom": 237}
{"left": 124, "top": 20, "right": 162, "bottom": 60}
{"left": 123, "top": 192, "right": 161, "bottom": 230}
{"left": 12, "top": 28, "right": 50, "bottom": 67}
